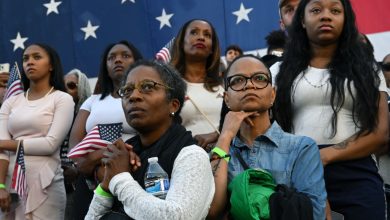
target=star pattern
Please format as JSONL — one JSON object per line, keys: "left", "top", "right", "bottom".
{"left": 232, "top": 3, "right": 253, "bottom": 24}
{"left": 156, "top": 8, "right": 174, "bottom": 30}
{"left": 121, "top": 0, "right": 135, "bottom": 3}
{"left": 10, "top": 32, "right": 28, "bottom": 51}
{"left": 80, "top": 20, "right": 99, "bottom": 40}
{"left": 43, "top": 0, "right": 62, "bottom": 15}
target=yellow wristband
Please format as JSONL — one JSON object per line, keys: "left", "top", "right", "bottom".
{"left": 94, "top": 184, "right": 112, "bottom": 198}
{"left": 0, "top": 183, "right": 6, "bottom": 189}
{"left": 211, "top": 147, "right": 231, "bottom": 162}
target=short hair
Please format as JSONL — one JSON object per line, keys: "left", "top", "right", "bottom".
{"left": 94, "top": 40, "right": 143, "bottom": 100}
{"left": 224, "top": 45, "right": 243, "bottom": 56}
{"left": 170, "top": 19, "right": 222, "bottom": 92}
{"left": 21, "top": 43, "right": 66, "bottom": 92}
{"left": 265, "top": 30, "right": 286, "bottom": 55}
{"left": 123, "top": 60, "right": 187, "bottom": 123}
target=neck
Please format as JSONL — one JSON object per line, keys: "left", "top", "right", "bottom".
{"left": 138, "top": 120, "right": 173, "bottom": 147}
{"left": 309, "top": 42, "right": 338, "bottom": 68}
{"left": 111, "top": 81, "right": 121, "bottom": 98}
{"left": 184, "top": 61, "right": 207, "bottom": 83}
{"left": 239, "top": 112, "right": 271, "bottom": 146}
{"left": 28, "top": 80, "right": 52, "bottom": 94}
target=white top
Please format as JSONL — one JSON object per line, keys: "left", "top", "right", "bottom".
{"left": 81, "top": 94, "right": 136, "bottom": 140}
{"left": 180, "top": 82, "right": 224, "bottom": 136}
{"left": 270, "top": 63, "right": 387, "bottom": 144}
{"left": 85, "top": 145, "right": 215, "bottom": 220}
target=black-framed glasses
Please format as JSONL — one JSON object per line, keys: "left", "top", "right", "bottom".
{"left": 225, "top": 72, "right": 271, "bottom": 91}
{"left": 382, "top": 63, "right": 390, "bottom": 72}
{"left": 117, "top": 79, "right": 173, "bottom": 98}
{"left": 66, "top": 82, "right": 78, "bottom": 90}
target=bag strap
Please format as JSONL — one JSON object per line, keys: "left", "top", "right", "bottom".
{"left": 234, "top": 149, "right": 250, "bottom": 170}
{"left": 186, "top": 95, "right": 220, "bottom": 134}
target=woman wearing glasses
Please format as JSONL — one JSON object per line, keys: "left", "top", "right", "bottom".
{"left": 208, "top": 55, "right": 326, "bottom": 220}
{"left": 85, "top": 60, "right": 214, "bottom": 220}
{"left": 68, "top": 41, "right": 143, "bottom": 219}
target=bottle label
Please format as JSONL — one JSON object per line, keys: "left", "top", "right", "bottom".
{"left": 145, "top": 177, "right": 170, "bottom": 198}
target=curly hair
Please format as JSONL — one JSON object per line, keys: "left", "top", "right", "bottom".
{"left": 170, "top": 19, "right": 222, "bottom": 92}
{"left": 273, "top": 0, "right": 380, "bottom": 138}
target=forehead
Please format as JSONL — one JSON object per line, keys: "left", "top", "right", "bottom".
{"left": 65, "top": 73, "right": 78, "bottom": 82}
{"left": 281, "top": 0, "right": 300, "bottom": 8}
{"left": 186, "top": 20, "right": 212, "bottom": 32}
{"left": 227, "top": 57, "right": 269, "bottom": 76}
{"left": 383, "top": 55, "right": 390, "bottom": 63}
{"left": 24, "top": 45, "right": 47, "bottom": 55}
{"left": 126, "top": 65, "right": 162, "bottom": 82}
{"left": 306, "top": 0, "right": 343, "bottom": 6}
{"left": 108, "top": 44, "right": 131, "bottom": 54}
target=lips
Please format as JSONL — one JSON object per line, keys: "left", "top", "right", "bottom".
{"left": 25, "top": 67, "right": 36, "bottom": 73}
{"left": 319, "top": 24, "right": 333, "bottom": 31}
{"left": 128, "top": 106, "right": 145, "bottom": 116}
{"left": 242, "top": 93, "right": 260, "bottom": 100}
{"left": 193, "top": 43, "right": 206, "bottom": 49}
{"left": 113, "top": 65, "right": 124, "bottom": 72}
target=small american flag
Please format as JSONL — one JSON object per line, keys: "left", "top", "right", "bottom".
{"left": 3, "top": 63, "right": 23, "bottom": 102}
{"left": 155, "top": 37, "right": 175, "bottom": 63}
{"left": 67, "top": 123, "right": 123, "bottom": 158}
{"left": 11, "top": 144, "right": 27, "bottom": 200}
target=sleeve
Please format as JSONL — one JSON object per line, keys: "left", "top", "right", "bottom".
{"left": 291, "top": 137, "right": 327, "bottom": 220}
{"left": 0, "top": 98, "right": 14, "bottom": 161}
{"left": 378, "top": 70, "right": 388, "bottom": 93}
{"left": 108, "top": 146, "right": 215, "bottom": 220}
{"left": 85, "top": 194, "right": 114, "bottom": 220}
{"left": 269, "top": 61, "right": 282, "bottom": 88}
{"left": 23, "top": 93, "right": 75, "bottom": 155}
{"left": 80, "top": 95, "right": 96, "bottom": 112}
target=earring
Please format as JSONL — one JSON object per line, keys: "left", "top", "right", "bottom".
{"left": 170, "top": 112, "right": 175, "bottom": 116}
{"left": 270, "top": 102, "right": 273, "bottom": 107}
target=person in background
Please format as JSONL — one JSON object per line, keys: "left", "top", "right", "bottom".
{"left": 262, "top": 30, "right": 286, "bottom": 68}
{"left": 224, "top": 45, "right": 243, "bottom": 68}
{"left": 0, "top": 72, "right": 9, "bottom": 107}
{"left": 85, "top": 60, "right": 214, "bottom": 220}
{"left": 273, "top": 0, "right": 388, "bottom": 219}
{"left": 0, "top": 43, "right": 74, "bottom": 219}
{"left": 170, "top": 19, "right": 224, "bottom": 149}
{"left": 279, "top": 0, "right": 301, "bottom": 31}
{"left": 69, "top": 40, "right": 143, "bottom": 219}
{"left": 61, "top": 68, "right": 92, "bottom": 220}
{"left": 208, "top": 55, "right": 326, "bottom": 220}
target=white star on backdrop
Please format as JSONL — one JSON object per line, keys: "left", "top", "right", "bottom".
{"left": 80, "top": 20, "right": 99, "bottom": 40}
{"left": 121, "top": 0, "right": 135, "bottom": 3}
{"left": 10, "top": 32, "right": 28, "bottom": 51}
{"left": 232, "top": 3, "right": 253, "bottom": 24}
{"left": 43, "top": 0, "right": 62, "bottom": 15}
{"left": 156, "top": 8, "right": 174, "bottom": 30}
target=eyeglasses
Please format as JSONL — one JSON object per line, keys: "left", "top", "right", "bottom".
{"left": 382, "top": 63, "right": 390, "bottom": 72}
{"left": 225, "top": 72, "right": 271, "bottom": 91}
{"left": 117, "top": 79, "right": 172, "bottom": 98}
{"left": 66, "top": 82, "right": 78, "bottom": 90}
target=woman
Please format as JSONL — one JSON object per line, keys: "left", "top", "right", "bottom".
{"left": 209, "top": 55, "right": 326, "bottom": 220}
{"left": 171, "top": 19, "right": 224, "bottom": 148}
{"left": 64, "top": 68, "right": 92, "bottom": 115}
{"left": 0, "top": 43, "right": 74, "bottom": 219}
{"left": 85, "top": 60, "right": 214, "bottom": 220}
{"left": 69, "top": 40, "right": 143, "bottom": 218}
{"left": 272, "top": 0, "right": 388, "bottom": 219}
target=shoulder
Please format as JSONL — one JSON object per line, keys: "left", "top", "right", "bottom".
{"left": 174, "top": 145, "right": 210, "bottom": 168}
{"left": 270, "top": 123, "right": 317, "bottom": 152}
{"left": 177, "top": 145, "right": 209, "bottom": 160}
{"left": 52, "top": 90, "right": 73, "bottom": 100}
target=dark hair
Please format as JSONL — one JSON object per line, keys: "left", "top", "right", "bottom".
{"left": 224, "top": 45, "right": 243, "bottom": 56}
{"left": 265, "top": 30, "right": 286, "bottom": 55}
{"left": 274, "top": 0, "right": 380, "bottom": 137}
{"left": 94, "top": 40, "right": 143, "bottom": 100}
{"left": 21, "top": 43, "right": 66, "bottom": 92}
{"left": 224, "top": 54, "right": 272, "bottom": 90}
{"left": 170, "top": 19, "right": 222, "bottom": 92}
{"left": 123, "top": 60, "right": 187, "bottom": 123}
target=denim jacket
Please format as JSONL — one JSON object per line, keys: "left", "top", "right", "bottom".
{"left": 228, "top": 122, "right": 326, "bottom": 220}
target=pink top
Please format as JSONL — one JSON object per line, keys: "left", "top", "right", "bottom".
{"left": 0, "top": 91, "right": 74, "bottom": 214}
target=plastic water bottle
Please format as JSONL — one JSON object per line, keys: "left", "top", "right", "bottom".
{"left": 144, "top": 157, "right": 170, "bottom": 199}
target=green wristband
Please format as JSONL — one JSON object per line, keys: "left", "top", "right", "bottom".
{"left": 0, "top": 183, "right": 6, "bottom": 189}
{"left": 211, "top": 147, "right": 230, "bottom": 162}
{"left": 94, "top": 184, "right": 113, "bottom": 198}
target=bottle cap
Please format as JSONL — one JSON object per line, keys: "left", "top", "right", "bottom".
{"left": 148, "top": 157, "right": 158, "bottom": 163}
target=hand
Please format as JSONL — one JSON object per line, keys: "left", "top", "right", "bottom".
{"left": 73, "top": 149, "right": 105, "bottom": 176}
{"left": 194, "top": 131, "right": 219, "bottom": 151}
{"left": 220, "top": 111, "right": 260, "bottom": 140}
{"left": 62, "top": 164, "right": 79, "bottom": 184}
{"left": 122, "top": 142, "right": 141, "bottom": 172}
{"left": 0, "top": 188, "right": 11, "bottom": 213}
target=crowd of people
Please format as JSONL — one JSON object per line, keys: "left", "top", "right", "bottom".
{"left": 0, "top": 0, "right": 389, "bottom": 219}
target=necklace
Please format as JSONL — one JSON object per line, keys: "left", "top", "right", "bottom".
{"left": 302, "top": 69, "right": 329, "bottom": 88}
{"left": 26, "top": 86, "right": 54, "bottom": 103}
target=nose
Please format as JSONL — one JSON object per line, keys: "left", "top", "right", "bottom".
{"left": 243, "top": 78, "right": 256, "bottom": 90}
{"left": 114, "top": 55, "right": 123, "bottom": 64}
{"left": 128, "top": 87, "right": 143, "bottom": 103}
{"left": 320, "top": 9, "right": 332, "bottom": 21}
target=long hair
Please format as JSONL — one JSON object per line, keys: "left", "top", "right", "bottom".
{"left": 21, "top": 43, "right": 66, "bottom": 92}
{"left": 94, "top": 40, "right": 143, "bottom": 100}
{"left": 170, "top": 19, "right": 222, "bottom": 92}
{"left": 273, "top": 0, "right": 380, "bottom": 137}
{"left": 66, "top": 68, "right": 92, "bottom": 113}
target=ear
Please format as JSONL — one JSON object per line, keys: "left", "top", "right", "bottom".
{"left": 270, "top": 87, "right": 276, "bottom": 105}
{"left": 280, "top": 20, "right": 286, "bottom": 31}
{"left": 301, "top": 18, "right": 306, "bottom": 29}
{"left": 169, "top": 98, "right": 180, "bottom": 114}
{"left": 223, "top": 91, "right": 230, "bottom": 108}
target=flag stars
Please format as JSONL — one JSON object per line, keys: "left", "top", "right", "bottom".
{"left": 121, "top": 0, "right": 135, "bottom": 3}
{"left": 43, "top": 0, "right": 62, "bottom": 15}
{"left": 232, "top": 3, "right": 253, "bottom": 24}
{"left": 10, "top": 32, "right": 28, "bottom": 51}
{"left": 156, "top": 8, "right": 174, "bottom": 30}
{"left": 81, "top": 20, "right": 99, "bottom": 40}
